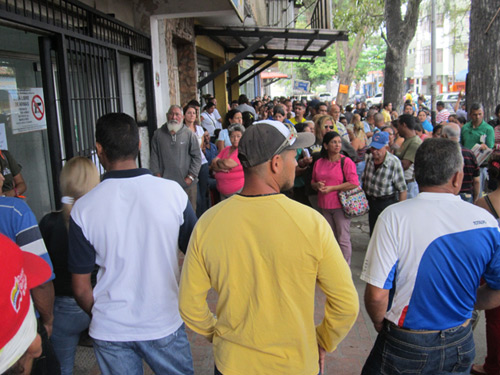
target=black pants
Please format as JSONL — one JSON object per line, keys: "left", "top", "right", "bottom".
{"left": 215, "top": 366, "right": 223, "bottom": 375}
{"left": 32, "top": 320, "right": 61, "bottom": 375}
{"left": 368, "top": 195, "right": 398, "bottom": 235}
{"left": 291, "top": 186, "right": 311, "bottom": 207}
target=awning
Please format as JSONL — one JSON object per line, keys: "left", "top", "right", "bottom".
{"left": 260, "top": 72, "right": 289, "bottom": 79}
{"left": 195, "top": 25, "right": 348, "bottom": 89}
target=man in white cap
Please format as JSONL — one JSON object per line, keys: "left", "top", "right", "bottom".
{"left": 179, "top": 120, "right": 359, "bottom": 375}
{"left": 0, "top": 234, "right": 51, "bottom": 374}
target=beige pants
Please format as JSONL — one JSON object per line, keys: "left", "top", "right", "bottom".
{"left": 184, "top": 183, "right": 197, "bottom": 212}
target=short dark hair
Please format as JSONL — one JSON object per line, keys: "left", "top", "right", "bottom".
{"left": 96, "top": 113, "right": 139, "bottom": 163}
{"left": 470, "top": 103, "right": 483, "bottom": 112}
{"left": 495, "top": 104, "right": 500, "bottom": 117}
{"left": 242, "top": 111, "right": 254, "bottom": 128}
{"left": 316, "top": 102, "right": 327, "bottom": 110}
{"left": 415, "top": 138, "right": 462, "bottom": 187}
{"left": 224, "top": 109, "right": 242, "bottom": 129}
{"left": 204, "top": 102, "right": 216, "bottom": 111}
{"left": 383, "top": 101, "right": 391, "bottom": 109}
{"left": 183, "top": 104, "right": 197, "bottom": 115}
{"left": 294, "top": 101, "right": 305, "bottom": 109}
{"left": 488, "top": 153, "right": 500, "bottom": 183}
{"left": 238, "top": 94, "right": 249, "bottom": 105}
{"left": 320, "top": 131, "right": 341, "bottom": 159}
{"left": 399, "top": 114, "right": 416, "bottom": 130}
{"left": 273, "top": 105, "right": 285, "bottom": 117}
{"left": 187, "top": 99, "right": 200, "bottom": 107}
{"left": 436, "top": 101, "right": 445, "bottom": 108}
{"left": 433, "top": 124, "right": 443, "bottom": 136}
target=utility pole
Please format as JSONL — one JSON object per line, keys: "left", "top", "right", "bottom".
{"left": 430, "top": 0, "right": 437, "bottom": 125}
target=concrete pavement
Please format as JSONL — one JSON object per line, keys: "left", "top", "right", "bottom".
{"left": 74, "top": 214, "right": 487, "bottom": 374}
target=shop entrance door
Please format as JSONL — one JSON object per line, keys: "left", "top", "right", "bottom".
{"left": 0, "top": 26, "right": 55, "bottom": 219}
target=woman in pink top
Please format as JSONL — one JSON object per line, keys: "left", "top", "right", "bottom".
{"left": 211, "top": 124, "right": 245, "bottom": 199}
{"left": 311, "top": 131, "right": 359, "bottom": 264}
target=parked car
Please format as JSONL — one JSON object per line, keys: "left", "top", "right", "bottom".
{"left": 348, "top": 94, "right": 367, "bottom": 105}
{"left": 436, "top": 92, "right": 464, "bottom": 113}
{"left": 318, "top": 92, "right": 333, "bottom": 103}
{"left": 366, "top": 92, "right": 383, "bottom": 107}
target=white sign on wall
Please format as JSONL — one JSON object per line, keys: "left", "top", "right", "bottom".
{"left": 0, "top": 123, "right": 7, "bottom": 150}
{"left": 10, "top": 88, "right": 47, "bottom": 134}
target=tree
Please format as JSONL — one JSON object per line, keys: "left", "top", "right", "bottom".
{"left": 382, "top": 0, "right": 422, "bottom": 111}
{"left": 467, "top": 0, "right": 500, "bottom": 119}
{"left": 331, "top": 0, "right": 384, "bottom": 105}
{"left": 294, "top": 0, "right": 384, "bottom": 104}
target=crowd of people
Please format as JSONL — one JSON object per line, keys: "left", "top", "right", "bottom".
{"left": 3, "top": 90, "right": 500, "bottom": 375}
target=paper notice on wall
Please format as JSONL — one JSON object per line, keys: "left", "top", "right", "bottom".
{"left": 0, "top": 123, "right": 7, "bottom": 150}
{"left": 10, "top": 88, "right": 47, "bottom": 134}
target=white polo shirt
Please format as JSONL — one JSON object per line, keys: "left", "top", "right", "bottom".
{"left": 68, "top": 169, "right": 197, "bottom": 341}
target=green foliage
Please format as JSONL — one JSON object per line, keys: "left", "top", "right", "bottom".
{"left": 331, "top": 0, "right": 385, "bottom": 32}
{"left": 295, "top": 47, "right": 338, "bottom": 86}
{"left": 293, "top": 0, "right": 385, "bottom": 89}
{"left": 294, "top": 33, "right": 386, "bottom": 89}
{"left": 356, "top": 37, "right": 386, "bottom": 79}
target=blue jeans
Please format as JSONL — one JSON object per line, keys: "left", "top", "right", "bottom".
{"left": 407, "top": 181, "right": 419, "bottom": 199}
{"left": 93, "top": 323, "right": 193, "bottom": 375}
{"left": 362, "top": 321, "right": 475, "bottom": 375}
{"left": 480, "top": 166, "right": 488, "bottom": 196}
{"left": 197, "top": 163, "right": 210, "bottom": 217}
{"left": 459, "top": 193, "right": 473, "bottom": 203}
{"left": 356, "top": 161, "right": 366, "bottom": 188}
{"left": 51, "top": 296, "right": 90, "bottom": 375}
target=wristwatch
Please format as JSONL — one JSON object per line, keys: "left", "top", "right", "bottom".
{"left": 187, "top": 175, "right": 195, "bottom": 182}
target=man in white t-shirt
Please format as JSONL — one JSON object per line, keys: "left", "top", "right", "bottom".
{"left": 69, "top": 113, "right": 197, "bottom": 375}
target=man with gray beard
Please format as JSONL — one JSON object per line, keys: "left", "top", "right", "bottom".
{"left": 151, "top": 105, "right": 202, "bottom": 210}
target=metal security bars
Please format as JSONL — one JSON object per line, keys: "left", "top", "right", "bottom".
{"left": 65, "top": 37, "right": 119, "bottom": 162}
{"left": 0, "top": 0, "right": 150, "bottom": 57}
{"left": 310, "top": 0, "right": 332, "bottom": 30}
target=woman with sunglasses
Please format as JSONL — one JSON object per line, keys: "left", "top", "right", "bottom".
{"left": 311, "top": 131, "right": 359, "bottom": 265}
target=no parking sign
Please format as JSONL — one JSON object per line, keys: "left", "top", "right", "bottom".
{"left": 10, "top": 88, "right": 47, "bottom": 134}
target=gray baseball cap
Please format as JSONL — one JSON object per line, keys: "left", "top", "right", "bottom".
{"left": 238, "top": 120, "right": 315, "bottom": 168}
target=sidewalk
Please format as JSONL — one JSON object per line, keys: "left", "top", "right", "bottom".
{"left": 74, "top": 214, "right": 487, "bottom": 374}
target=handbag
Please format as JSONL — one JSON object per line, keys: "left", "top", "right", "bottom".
{"left": 338, "top": 157, "right": 369, "bottom": 218}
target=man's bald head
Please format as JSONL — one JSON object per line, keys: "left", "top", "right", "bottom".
{"left": 442, "top": 123, "right": 461, "bottom": 142}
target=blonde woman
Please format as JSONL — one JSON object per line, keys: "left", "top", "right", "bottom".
{"left": 39, "top": 157, "right": 100, "bottom": 375}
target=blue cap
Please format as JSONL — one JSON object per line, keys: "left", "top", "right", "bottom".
{"left": 371, "top": 131, "right": 389, "bottom": 149}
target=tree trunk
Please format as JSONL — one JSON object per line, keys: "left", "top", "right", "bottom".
{"left": 335, "top": 33, "right": 367, "bottom": 107}
{"left": 467, "top": 0, "right": 500, "bottom": 120}
{"left": 383, "top": 0, "right": 422, "bottom": 112}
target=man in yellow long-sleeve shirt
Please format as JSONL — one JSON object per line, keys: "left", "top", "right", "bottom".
{"left": 179, "top": 120, "right": 359, "bottom": 375}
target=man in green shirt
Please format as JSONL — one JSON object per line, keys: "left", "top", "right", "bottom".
{"left": 460, "top": 103, "right": 494, "bottom": 195}
{"left": 460, "top": 103, "right": 494, "bottom": 150}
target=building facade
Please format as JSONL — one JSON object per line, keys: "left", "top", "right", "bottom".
{"left": 404, "top": 0, "right": 470, "bottom": 95}
{"left": 0, "top": 0, "right": 336, "bottom": 219}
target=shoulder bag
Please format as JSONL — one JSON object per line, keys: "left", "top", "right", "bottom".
{"left": 338, "top": 157, "right": 369, "bottom": 218}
